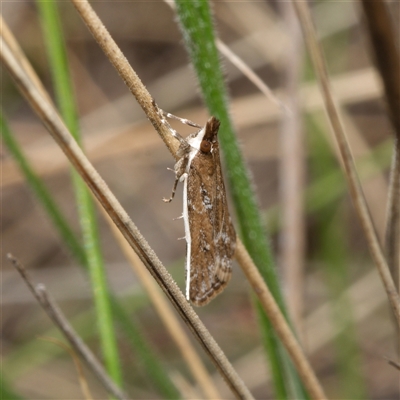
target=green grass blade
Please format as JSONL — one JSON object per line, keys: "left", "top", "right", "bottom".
{"left": 174, "top": 1, "right": 307, "bottom": 398}
{"left": 37, "top": 0, "right": 122, "bottom": 386}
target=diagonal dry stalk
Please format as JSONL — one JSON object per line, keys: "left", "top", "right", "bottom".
{"left": 0, "top": 31, "right": 254, "bottom": 400}
{"left": 292, "top": 1, "right": 400, "bottom": 326}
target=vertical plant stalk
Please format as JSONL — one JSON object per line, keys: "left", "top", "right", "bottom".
{"left": 36, "top": 0, "right": 123, "bottom": 385}
{"left": 280, "top": 2, "right": 306, "bottom": 336}
{"left": 0, "top": 35, "right": 254, "bottom": 400}
{"left": 360, "top": 0, "right": 400, "bottom": 293}
{"left": 292, "top": 1, "right": 400, "bottom": 326}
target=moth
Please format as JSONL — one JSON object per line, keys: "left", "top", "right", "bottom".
{"left": 161, "top": 112, "right": 237, "bottom": 306}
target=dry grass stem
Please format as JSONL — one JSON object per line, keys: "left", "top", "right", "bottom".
{"left": 280, "top": 2, "right": 306, "bottom": 337}
{"left": 235, "top": 240, "right": 327, "bottom": 400}
{"left": 100, "top": 206, "right": 221, "bottom": 399}
{"left": 0, "top": 34, "right": 253, "bottom": 400}
{"left": 216, "top": 40, "right": 289, "bottom": 115}
{"left": 292, "top": 1, "right": 400, "bottom": 327}
{"left": 7, "top": 255, "right": 128, "bottom": 400}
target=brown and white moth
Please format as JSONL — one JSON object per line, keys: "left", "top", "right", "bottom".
{"left": 162, "top": 114, "right": 236, "bottom": 306}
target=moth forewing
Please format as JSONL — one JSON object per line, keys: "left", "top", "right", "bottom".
{"left": 165, "top": 116, "right": 236, "bottom": 306}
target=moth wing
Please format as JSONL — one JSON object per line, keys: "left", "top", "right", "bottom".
{"left": 187, "top": 153, "right": 231, "bottom": 306}
{"left": 212, "top": 142, "right": 236, "bottom": 288}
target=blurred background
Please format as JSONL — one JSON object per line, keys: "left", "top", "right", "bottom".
{"left": 2, "top": 1, "right": 399, "bottom": 399}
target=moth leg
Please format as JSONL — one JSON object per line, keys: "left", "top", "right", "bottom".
{"left": 163, "top": 157, "right": 188, "bottom": 203}
{"left": 163, "top": 174, "right": 180, "bottom": 203}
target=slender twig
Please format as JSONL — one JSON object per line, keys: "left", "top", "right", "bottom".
{"left": 216, "top": 40, "right": 290, "bottom": 116}
{"left": 0, "top": 35, "right": 253, "bottom": 400}
{"left": 292, "top": 1, "right": 400, "bottom": 326}
{"left": 234, "top": 241, "right": 326, "bottom": 400}
{"left": 7, "top": 254, "right": 128, "bottom": 400}
{"left": 280, "top": 2, "right": 305, "bottom": 337}
{"left": 359, "top": 0, "right": 400, "bottom": 293}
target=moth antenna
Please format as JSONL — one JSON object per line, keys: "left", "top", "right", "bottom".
{"left": 173, "top": 215, "right": 184, "bottom": 220}
{"left": 164, "top": 112, "right": 202, "bottom": 129}
{"left": 177, "top": 236, "right": 186, "bottom": 241}
{"left": 151, "top": 99, "right": 187, "bottom": 144}
{"left": 167, "top": 167, "right": 174, "bottom": 173}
